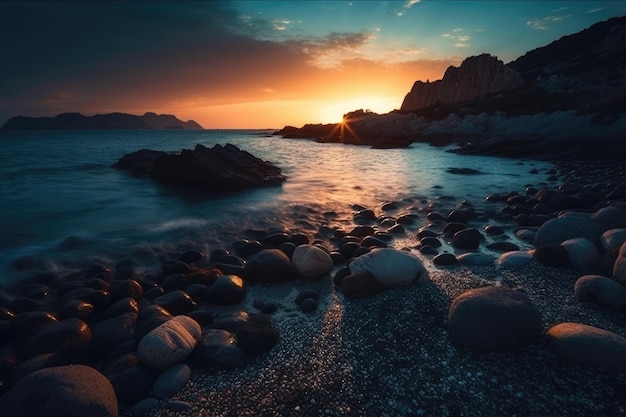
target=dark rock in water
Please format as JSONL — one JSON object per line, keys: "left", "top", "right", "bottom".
{"left": 360, "top": 236, "right": 388, "bottom": 248}
{"left": 136, "top": 305, "right": 173, "bottom": 341}
{"left": 420, "top": 236, "right": 441, "bottom": 248}
{"left": 243, "top": 249, "right": 292, "bottom": 283}
{"left": 340, "top": 241, "right": 361, "bottom": 259}
{"left": 11, "top": 311, "right": 58, "bottom": 342}
{"left": 341, "top": 271, "right": 386, "bottom": 298}
{"left": 533, "top": 245, "right": 572, "bottom": 268}
{"left": 388, "top": 224, "right": 405, "bottom": 234}
{"left": 234, "top": 240, "right": 264, "bottom": 258}
{"left": 149, "top": 143, "right": 286, "bottom": 190}
{"left": 278, "top": 241, "right": 296, "bottom": 258}
{"left": 153, "top": 291, "right": 197, "bottom": 315}
{"left": 112, "top": 149, "right": 169, "bottom": 177}
{"left": 448, "top": 286, "right": 542, "bottom": 353}
{"left": 349, "top": 226, "right": 376, "bottom": 238}
{"left": 442, "top": 222, "right": 466, "bottom": 237}
{"left": 99, "top": 297, "right": 139, "bottom": 321}
{"left": 295, "top": 289, "right": 319, "bottom": 305}
{"left": 299, "top": 298, "right": 318, "bottom": 312}
{"left": 259, "top": 232, "right": 290, "bottom": 247}
{"left": 352, "top": 246, "right": 371, "bottom": 258}
{"left": 484, "top": 225, "right": 505, "bottom": 235}
{"left": 187, "top": 309, "right": 214, "bottom": 327}
{"left": 447, "top": 209, "right": 469, "bottom": 223}
{"left": 60, "top": 300, "right": 94, "bottom": 321}
{"left": 178, "top": 250, "right": 205, "bottom": 264}
{"left": 546, "top": 322, "right": 626, "bottom": 371}
{"left": 446, "top": 167, "right": 482, "bottom": 175}
{"left": 452, "top": 228, "right": 483, "bottom": 249}
{"left": 420, "top": 245, "right": 439, "bottom": 255}
{"left": 109, "top": 279, "right": 143, "bottom": 301}
{"left": 235, "top": 314, "right": 279, "bottom": 356}
{"left": 433, "top": 253, "right": 459, "bottom": 266}
{"left": 114, "top": 258, "right": 140, "bottom": 280}
{"left": 535, "top": 216, "right": 604, "bottom": 247}
{"left": 162, "top": 259, "right": 192, "bottom": 275}
{"left": 0, "top": 364, "right": 117, "bottom": 417}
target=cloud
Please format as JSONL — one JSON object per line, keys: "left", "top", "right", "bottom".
{"left": 586, "top": 7, "right": 604, "bottom": 14}
{"left": 526, "top": 14, "right": 572, "bottom": 30}
{"left": 397, "top": 0, "right": 421, "bottom": 16}
{"left": 442, "top": 29, "right": 470, "bottom": 48}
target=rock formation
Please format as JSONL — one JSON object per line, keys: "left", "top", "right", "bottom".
{"left": 400, "top": 54, "right": 523, "bottom": 111}
{"left": 114, "top": 143, "right": 286, "bottom": 190}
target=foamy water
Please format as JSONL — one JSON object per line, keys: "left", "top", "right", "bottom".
{"left": 0, "top": 129, "right": 554, "bottom": 285}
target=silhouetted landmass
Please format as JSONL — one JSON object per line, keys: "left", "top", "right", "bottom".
{"left": 2, "top": 112, "right": 203, "bottom": 130}
{"left": 278, "top": 15, "right": 626, "bottom": 156}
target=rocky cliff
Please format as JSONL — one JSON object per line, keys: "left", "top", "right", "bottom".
{"left": 400, "top": 54, "right": 523, "bottom": 111}
{"left": 2, "top": 112, "right": 203, "bottom": 130}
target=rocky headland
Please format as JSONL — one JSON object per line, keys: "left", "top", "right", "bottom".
{"left": 277, "top": 15, "right": 626, "bottom": 157}
{"left": 2, "top": 112, "right": 203, "bottom": 130}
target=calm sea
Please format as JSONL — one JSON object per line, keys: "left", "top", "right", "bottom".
{"left": 0, "top": 129, "right": 554, "bottom": 286}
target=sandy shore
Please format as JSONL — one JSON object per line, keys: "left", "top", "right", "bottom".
{"left": 121, "top": 258, "right": 626, "bottom": 417}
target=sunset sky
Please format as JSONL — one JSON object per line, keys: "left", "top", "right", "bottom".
{"left": 1, "top": 1, "right": 625, "bottom": 129}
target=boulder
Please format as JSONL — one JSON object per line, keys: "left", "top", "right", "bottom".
{"left": 560, "top": 238, "right": 600, "bottom": 270}
{"left": 90, "top": 312, "right": 137, "bottom": 355}
{"left": 138, "top": 315, "right": 201, "bottom": 371}
{"left": 535, "top": 216, "right": 604, "bottom": 247}
{"left": 341, "top": 271, "right": 386, "bottom": 298}
{"left": 348, "top": 248, "right": 429, "bottom": 288}
{"left": 30, "top": 318, "right": 91, "bottom": 355}
{"left": 187, "top": 329, "right": 249, "bottom": 371}
{"left": 448, "top": 286, "right": 542, "bottom": 353}
{"left": 206, "top": 275, "right": 246, "bottom": 305}
{"left": 591, "top": 206, "right": 626, "bottom": 231}
{"left": 235, "top": 314, "right": 279, "bottom": 356}
{"left": 601, "top": 228, "right": 626, "bottom": 253}
{"left": 109, "top": 366, "right": 154, "bottom": 405}
{"left": 612, "top": 241, "right": 626, "bottom": 285}
{"left": 574, "top": 275, "right": 626, "bottom": 310}
{"left": 153, "top": 290, "right": 197, "bottom": 315}
{"left": 545, "top": 322, "right": 626, "bottom": 371}
{"left": 457, "top": 252, "right": 494, "bottom": 266}
{"left": 243, "top": 249, "right": 292, "bottom": 283}
{"left": 0, "top": 365, "right": 117, "bottom": 417}
{"left": 498, "top": 251, "right": 534, "bottom": 268}
{"left": 153, "top": 363, "right": 191, "bottom": 399}
{"left": 149, "top": 143, "right": 286, "bottom": 190}
{"left": 291, "top": 244, "right": 334, "bottom": 278}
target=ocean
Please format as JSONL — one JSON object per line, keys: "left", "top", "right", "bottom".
{"left": 0, "top": 129, "right": 554, "bottom": 286}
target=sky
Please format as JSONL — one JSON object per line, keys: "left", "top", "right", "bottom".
{"left": 1, "top": 1, "right": 625, "bottom": 129}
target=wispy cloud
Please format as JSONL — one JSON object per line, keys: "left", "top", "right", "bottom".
{"left": 587, "top": 7, "right": 604, "bottom": 14}
{"left": 527, "top": 14, "right": 571, "bottom": 30}
{"left": 272, "top": 18, "right": 301, "bottom": 31}
{"left": 442, "top": 28, "right": 470, "bottom": 47}
{"left": 397, "top": 0, "right": 421, "bottom": 16}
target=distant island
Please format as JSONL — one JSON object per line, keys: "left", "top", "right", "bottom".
{"left": 1, "top": 112, "right": 203, "bottom": 130}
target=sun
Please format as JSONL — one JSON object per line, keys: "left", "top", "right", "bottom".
{"left": 318, "top": 96, "right": 400, "bottom": 124}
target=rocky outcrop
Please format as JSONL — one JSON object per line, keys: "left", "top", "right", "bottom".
{"left": 113, "top": 143, "right": 286, "bottom": 190}
{"left": 400, "top": 54, "right": 523, "bottom": 111}
{"left": 2, "top": 112, "right": 203, "bottom": 130}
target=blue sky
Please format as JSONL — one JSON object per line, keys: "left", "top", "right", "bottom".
{"left": 1, "top": 1, "right": 624, "bottom": 128}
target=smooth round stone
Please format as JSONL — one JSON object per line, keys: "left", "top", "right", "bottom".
{"left": 486, "top": 241, "right": 520, "bottom": 252}
{"left": 535, "top": 216, "right": 604, "bottom": 247}
{"left": 433, "top": 253, "right": 459, "bottom": 266}
{"left": 447, "top": 209, "right": 469, "bottom": 223}
{"left": 60, "top": 300, "right": 94, "bottom": 321}
{"left": 574, "top": 275, "right": 626, "bottom": 310}
{"left": 546, "top": 322, "right": 626, "bottom": 371}
{"left": 533, "top": 245, "right": 571, "bottom": 268}
{"left": 109, "top": 280, "right": 143, "bottom": 301}
{"left": 420, "top": 236, "right": 441, "bottom": 248}
{"left": 560, "top": 238, "right": 600, "bottom": 270}
{"left": 129, "top": 398, "right": 159, "bottom": 414}
{"left": 484, "top": 225, "right": 505, "bottom": 235}
{"left": 457, "top": 252, "right": 494, "bottom": 266}
{"left": 340, "top": 241, "right": 360, "bottom": 259}
{"left": 153, "top": 363, "right": 191, "bottom": 399}
{"left": 91, "top": 312, "right": 137, "bottom": 355}
{"left": 591, "top": 206, "right": 626, "bottom": 230}
{"left": 138, "top": 315, "right": 201, "bottom": 371}
{"left": 243, "top": 249, "right": 292, "bottom": 283}
{"left": 109, "top": 366, "right": 154, "bottom": 405}
{"left": 601, "top": 228, "right": 626, "bottom": 252}
{"left": 612, "top": 241, "right": 626, "bottom": 285}
{"left": 341, "top": 271, "right": 386, "bottom": 298}
{"left": 235, "top": 314, "right": 279, "bottom": 356}
{"left": 292, "top": 244, "right": 334, "bottom": 279}
{"left": 349, "top": 226, "right": 376, "bottom": 238}
{"left": 162, "top": 259, "right": 192, "bottom": 275}
{"left": 178, "top": 250, "right": 205, "bottom": 264}
{"left": 114, "top": 258, "right": 139, "bottom": 280}
{"left": 515, "top": 228, "right": 536, "bottom": 242}
{"left": 206, "top": 275, "right": 246, "bottom": 305}
{"left": 420, "top": 245, "right": 439, "bottom": 255}
{"left": 153, "top": 290, "right": 197, "bottom": 315}
{"left": 278, "top": 241, "right": 296, "bottom": 258}
{"left": 234, "top": 240, "right": 264, "bottom": 258}
{"left": 452, "top": 228, "right": 483, "bottom": 250}
{"left": 135, "top": 305, "right": 173, "bottom": 341}
{"left": 0, "top": 365, "right": 117, "bottom": 417}
{"left": 165, "top": 401, "right": 192, "bottom": 412}
{"left": 30, "top": 318, "right": 91, "bottom": 355}
{"left": 498, "top": 251, "right": 534, "bottom": 269}
{"left": 99, "top": 297, "right": 139, "bottom": 320}
{"left": 360, "top": 236, "right": 388, "bottom": 248}
{"left": 348, "top": 248, "right": 428, "bottom": 288}
{"left": 187, "top": 329, "right": 249, "bottom": 371}
{"left": 387, "top": 224, "right": 405, "bottom": 234}
{"left": 295, "top": 289, "right": 319, "bottom": 305}
{"left": 299, "top": 298, "right": 317, "bottom": 312}
{"left": 11, "top": 311, "right": 58, "bottom": 341}
{"left": 448, "top": 286, "right": 542, "bottom": 353}
{"left": 442, "top": 222, "right": 466, "bottom": 237}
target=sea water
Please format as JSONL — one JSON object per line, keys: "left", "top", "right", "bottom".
{"left": 0, "top": 129, "right": 554, "bottom": 286}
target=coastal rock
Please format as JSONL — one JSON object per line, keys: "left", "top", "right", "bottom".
{"left": 486, "top": 241, "right": 520, "bottom": 252}
{"left": 574, "top": 275, "right": 626, "bottom": 310}
{"left": 560, "top": 238, "right": 600, "bottom": 270}
{"left": 138, "top": 315, "right": 201, "bottom": 371}
{"left": 400, "top": 54, "right": 523, "bottom": 111}
{"left": 535, "top": 216, "right": 604, "bottom": 247}
{"left": 601, "top": 228, "right": 626, "bottom": 252}
{"left": 235, "top": 314, "right": 279, "bottom": 356}
{"left": 90, "top": 312, "right": 137, "bottom": 355}
{"left": 448, "top": 286, "right": 542, "bottom": 353}
{"left": 590, "top": 206, "right": 626, "bottom": 230}
{"left": 187, "top": 329, "right": 249, "bottom": 371}
{"left": 498, "top": 251, "right": 534, "bottom": 268}
{"left": 457, "top": 252, "right": 494, "bottom": 266}
{"left": 150, "top": 143, "right": 286, "bottom": 190}
{"left": 545, "top": 322, "right": 626, "bottom": 371}
{"left": 0, "top": 365, "right": 117, "bottom": 417}
{"left": 153, "top": 363, "right": 191, "bottom": 399}
{"left": 348, "top": 248, "right": 429, "bottom": 288}
{"left": 206, "top": 275, "right": 246, "bottom": 305}
{"left": 291, "top": 244, "right": 334, "bottom": 278}
{"left": 452, "top": 228, "right": 483, "bottom": 250}
{"left": 243, "top": 249, "right": 292, "bottom": 283}
{"left": 30, "top": 317, "right": 91, "bottom": 355}
{"left": 109, "top": 366, "right": 154, "bottom": 405}
{"left": 135, "top": 305, "right": 173, "bottom": 341}
{"left": 433, "top": 253, "right": 459, "bottom": 266}
{"left": 612, "top": 241, "right": 626, "bottom": 285}
{"left": 341, "top": 271, "right": 386, "bottom": 298}
{"left": 153, "top": 290, "right": 197, "bottom": 315}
